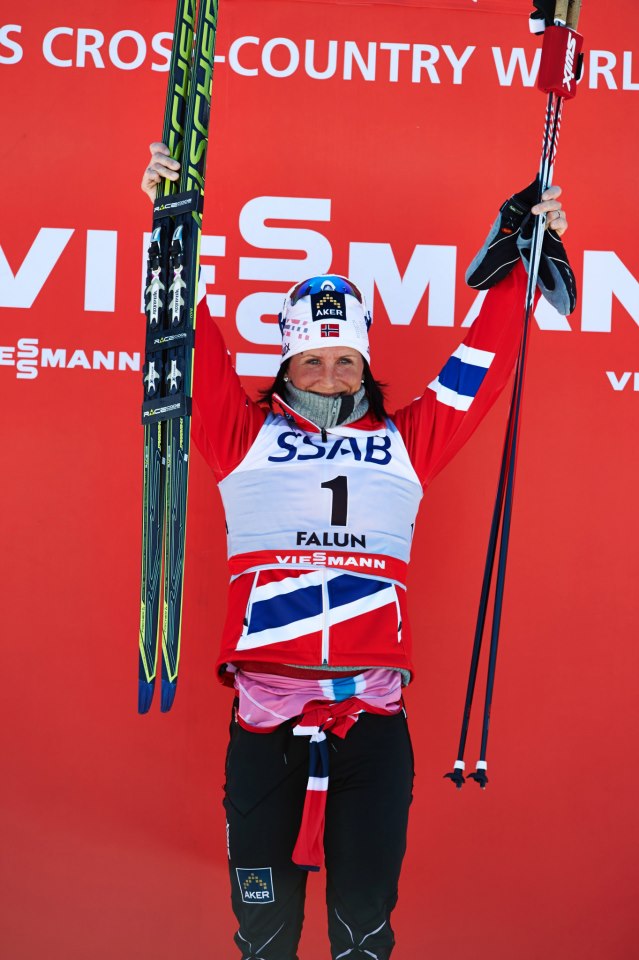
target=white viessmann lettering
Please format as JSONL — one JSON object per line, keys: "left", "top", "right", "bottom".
{"left": 275, "top": 553, "right": 386, "bottom": 569}
{"left": 0, "top": 338, "right": 140, "bottom": 380}
{"left": 3, "top": 228, "right": 639, "bottom": 385}
{"left": 606, "top": 372, "right": 639, "bottom": 392}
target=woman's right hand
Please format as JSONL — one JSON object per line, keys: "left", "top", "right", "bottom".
{"left": 141, "top": 142, "right": 181, "bottom": 202}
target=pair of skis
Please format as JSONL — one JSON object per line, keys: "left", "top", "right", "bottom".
{"left": 446, "top": 0, "right": 584, "bottom": 787}
{"left": 138, "top": 0, "right": 219, "bottom": 713}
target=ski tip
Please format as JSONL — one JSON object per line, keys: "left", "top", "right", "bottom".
{"left": 138, "top": 680, "right": 155, "bottom": 714}
{"left": 160, "top": 679, "right": 177, "bottom": 713}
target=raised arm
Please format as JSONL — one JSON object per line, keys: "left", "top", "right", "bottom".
{"left": 191, "top": 307, "right": 266, "bottom": 481}
{"left": 394, "top": 181, "right": 574, "bottom": 487}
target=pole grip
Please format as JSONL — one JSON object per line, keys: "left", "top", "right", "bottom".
{"left": 538, "top": 24, "right": 583, "bottom": 98}
{"left": 554, "top": 0, "right": 570, "bottom": 23}
{"left": 567, "top": 0, "right": 582, "bottom": 29}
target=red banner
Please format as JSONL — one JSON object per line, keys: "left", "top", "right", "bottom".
{"left": 3, "top": 2, "right": 638, "bottom": 957}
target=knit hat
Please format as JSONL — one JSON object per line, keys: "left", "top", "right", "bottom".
{"left": 278, "top": 275, "right": 372, "bottom": 365}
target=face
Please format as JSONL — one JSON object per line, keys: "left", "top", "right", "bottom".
{"left": 287, "top": 347, "right": 365, "bottom": 396}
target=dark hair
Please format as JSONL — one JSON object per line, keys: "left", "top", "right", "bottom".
{"left": 258, "top": 357, "right": 389, "bottom": 421}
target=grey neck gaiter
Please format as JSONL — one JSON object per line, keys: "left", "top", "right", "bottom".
{"left": 284, "top": 382, "right": 369, "bottom": 429}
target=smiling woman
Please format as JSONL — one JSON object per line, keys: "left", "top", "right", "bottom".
{"left": 140, "top": 139, "right": 576, "bottom": 960}
{"left": 287, "top": 347, "right": 364, "bottom": 395}
{"left": 259, "top": 352, "right": 390, "bottom": 429}
{"left": 257, "top": 275, "right": 389, "bottom": 431}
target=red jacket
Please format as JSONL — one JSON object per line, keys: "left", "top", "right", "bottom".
{"left": 191, "top": 265, "right": 528, "bottom": 685}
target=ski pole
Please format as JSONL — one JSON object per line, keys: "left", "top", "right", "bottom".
{"left": 443, "top": 375, "right": 518, "bottom": 788}
{"left": 468, "top": 0, "right": 584, "bottom": 787}
{"left": 445, "top": 0, "right": 584, "bottom": 785}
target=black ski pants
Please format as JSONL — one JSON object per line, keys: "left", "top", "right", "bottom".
{"left": 223, "top": 704, "right": 414, "bottom": 960}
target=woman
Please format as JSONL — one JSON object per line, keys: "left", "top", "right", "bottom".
{"left": 142, "top": 144, "right": 572, "bottom": 960}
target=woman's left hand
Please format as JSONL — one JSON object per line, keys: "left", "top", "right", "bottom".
{"left": 532, "top": 184, "right": 568, "bottom": 237}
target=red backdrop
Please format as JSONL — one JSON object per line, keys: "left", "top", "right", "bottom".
{"left": 2, "top": 1, "right": 639, "bottom": 957}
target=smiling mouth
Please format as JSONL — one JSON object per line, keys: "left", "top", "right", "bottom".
{"left": 308, "top": 390, "right": 349, "bottom": 398}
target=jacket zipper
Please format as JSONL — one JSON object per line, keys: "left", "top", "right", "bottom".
{"left": 321, "top": 569, "right": 329, "bottom": 664}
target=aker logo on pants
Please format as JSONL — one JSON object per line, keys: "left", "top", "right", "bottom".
{"left": 236, "top": 867, "right": 275, "bottom": 904}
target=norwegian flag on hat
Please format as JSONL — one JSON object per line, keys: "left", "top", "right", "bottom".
{"left": 321, "top": 323, "right": 340, "bottom": 337}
